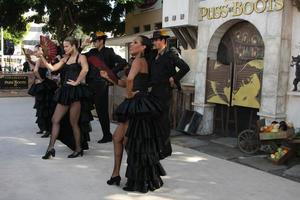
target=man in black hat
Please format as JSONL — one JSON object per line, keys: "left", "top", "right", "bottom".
{"left": 150, "top": 29, "right": 190, "bottom": 159}
{"left": 84, "top": 31, "right": 127, "bottom": 143}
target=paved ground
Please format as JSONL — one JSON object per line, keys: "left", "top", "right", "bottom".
{"left": 1, "top": 97, "right": 300, "bottom": 200}
{"left": 171, "top": 133, "right": 300, "bottom": 182}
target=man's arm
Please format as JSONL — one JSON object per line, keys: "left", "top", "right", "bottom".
{"left": 169, "top": 50, "right": 190, "bottom": 82}
{"left": 108, "top": 48, "right": 128, "bottom": 74}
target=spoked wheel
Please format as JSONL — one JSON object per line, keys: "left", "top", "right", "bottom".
{"left": 261, "top": 141, "right": 278, "bottom": 154}
{"left": 238, "top": 129, "right": 260, "bottom": 154}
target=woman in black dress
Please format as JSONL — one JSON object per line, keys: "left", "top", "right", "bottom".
{"left": 28, "top": 45, "right": 57, "bottom": 138}
{"left": 37, "top": 36, "right": 92, "bottom": 159}
{"left": 106, "top": 35, "right": 166, "bottom": 193}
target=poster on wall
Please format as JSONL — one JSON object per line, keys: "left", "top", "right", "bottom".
{"left": 205, "top": 22, "right": 264, "bottom": 109}
{"left": 232, "top": 60, "right": 263, "bottom": 109}
{"left": 206, "top": 60, "right": 232, "bottom": 106}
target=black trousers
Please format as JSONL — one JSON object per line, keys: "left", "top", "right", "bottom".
{"left": 293, "top": 77, "right": 300, "bottom": 88}
{"left": 89, "top": 81, "right": 111, "bottom": 138}
{"left": 151, "top": 84, "right": 173, "bottom": 159}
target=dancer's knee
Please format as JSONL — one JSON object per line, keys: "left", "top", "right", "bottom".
{"left": 51, "top": 117, "right": 60, "bottom": 125}
{"left": 113, "top": 133, "right": 123, "bottom": 143}
{"left": 69, "top": 118, "right": 79, "bottom": 128}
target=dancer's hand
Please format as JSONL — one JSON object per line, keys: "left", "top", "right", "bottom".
{"left": 100, "top": 70, "right": 116, "bottom": 84}
{"left": 169, "top": 76, "right": 175, "bottom": 88}
{"left": 127, "top": 90, "right": 139, "bottom": 99}
{"left": 67, "top": 79, "right": 80, "bottom": 86}
{"left": 81, "top": 38, "right": 91, "bottom": 49}
{"left": 35, "top": 79, "right": 43, "bottom": 84}
{"left": 100, "top": 70, "right": 110, "bottom": 80}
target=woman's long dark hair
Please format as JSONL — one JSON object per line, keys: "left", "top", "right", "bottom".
{"left": 138, "top": 35, "right": 153, "bottom": 68}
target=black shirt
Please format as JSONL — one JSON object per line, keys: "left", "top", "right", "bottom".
{"left": 150, "top": 47, "right": 190, "bottom": 90}
{"left": 84, "top": 47, "right": 127, "bottom": 83}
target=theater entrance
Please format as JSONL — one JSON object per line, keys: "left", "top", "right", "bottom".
{"left": 205, "top": 21, "right": 265, "bottom": 136}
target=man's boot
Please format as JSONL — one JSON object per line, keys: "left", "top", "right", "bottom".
{"left": 292, "top": 82, "right": 298, "bottom": 91}
{"left": 293, "top": 79, "right": 298, "bottom": 91}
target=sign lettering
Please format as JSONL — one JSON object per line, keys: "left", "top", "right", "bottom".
{"left": 199, "top": 0, "right": 284, "bottom": 21}
{"left": 0, "top": 76, "right": 28, "bottom": 89}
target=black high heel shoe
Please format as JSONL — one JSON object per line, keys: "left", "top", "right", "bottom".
{"left": 67, "top": 150, "right": 83, "bottom": 158}
{"left": 107, "top": 176, "right": 121, "bottom": 186}
{"left": 42, "top": 148, "right": 55, "bottom": 159}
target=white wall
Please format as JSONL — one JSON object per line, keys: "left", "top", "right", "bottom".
{"left": 286, "top": 7, "right": 300, "bottom": 128}
{"left": 180, "top": 48, "right": 198, "bottom": 85}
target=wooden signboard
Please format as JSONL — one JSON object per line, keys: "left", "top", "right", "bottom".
{"left": 0, "top": 75, "right": 28, "bottom": 89}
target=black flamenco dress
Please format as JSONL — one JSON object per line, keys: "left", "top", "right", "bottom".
{"left": 115, "top": 73, "right": 166, "bottom": 193}
{"left": 28, "top": 68, "right": 57, "bottom": 133}
{"left": 54, "top": 56, "right": 93, "bottom": 150}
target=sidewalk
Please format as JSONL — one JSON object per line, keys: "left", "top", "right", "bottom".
{"left": 0, "top": 97, "right": 300, "bottom": 200}
{"left": 171, "top": 132, "right": 300, "bottom": 183}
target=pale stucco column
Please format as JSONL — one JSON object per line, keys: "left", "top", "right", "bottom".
{"left": 258, "top": 1, "right": 293, "bottom": 124}
{"left": 194, "top": 23, "right": 215, "bottom": 135}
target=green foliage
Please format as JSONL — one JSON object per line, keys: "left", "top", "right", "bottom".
{"left": 3, "top": 24, "right": 30, "bottom": 44}
{"left": 0, "top": 0, "right": 37, "bottom": 45}
{"left": 0, "top": 0, "right": 37, "bottom": 32}
{"left": 0, "top": 0, "right": 143, "bottom": 45}
{"left": 29, "top": 0, "right": 136, "bottom": 43}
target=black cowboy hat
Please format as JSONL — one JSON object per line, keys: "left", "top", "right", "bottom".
{"left": 90, "top": 31, "right": 107, "bottom": 42}
{"left": 152, "top": 29, "right": 170, "bottom": 40}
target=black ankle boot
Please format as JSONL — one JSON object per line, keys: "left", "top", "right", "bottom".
{"left": 97, "top": 134, "right": 112, "bottom": 143}
{"left": 67, "top": 150, "right": 83, "bottom": 158}
{"left": 107, "top": 176, "right": 121, "bottom": 186}
{"left": 42, "top": 148, "right": 55, "bottom": 159}
{"left": 293, "top": 85, "right": 298, "bottom": 91}
{"left": 41, "top": 131, "right": 50, "bottom": 138}
{"left": 123, "top": 180, "right": 135, "bottom": 192}
{"left": 123, "top": 186, "right": 135, "bottom": 192}
{"left": 138, "top": 182, "right": 149, "bottom": 193}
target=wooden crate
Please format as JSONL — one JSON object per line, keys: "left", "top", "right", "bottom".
{"left": 259, "top": 128, "right": 294, "bottom": 140}
{"left": 269, "top": 147, "right": 294, "bottom": 165}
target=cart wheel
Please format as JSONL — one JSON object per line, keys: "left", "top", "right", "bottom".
{"left": 238, "top": 129, "right": 260, "bottom": 154}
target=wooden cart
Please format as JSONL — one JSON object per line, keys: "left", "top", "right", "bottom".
{"left": 237, "top": 119, "right": 295, "bottom": 154}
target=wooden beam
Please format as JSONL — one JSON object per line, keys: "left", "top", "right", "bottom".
{"left": 179, "top": 27, "right": 196, "bottom": 49}
{"left": 171, "top": 28, "right": 188, "bottom": 49}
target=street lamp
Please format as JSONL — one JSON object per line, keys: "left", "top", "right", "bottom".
{"left": 0, "top": 27, "right": 3, "bottom": 69}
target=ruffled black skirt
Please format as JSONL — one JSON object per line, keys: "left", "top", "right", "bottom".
{"left": 54, "top": 84, "right": 91, "bottom": 106}
{"left": 120, "top": 92, "right": 166, "bottom": 192}
{"left": 54, "top": 84, "right": 94, "bottom": 150}
{"left": 114, "top": 92, "right": 162, "bottom": 122}
{"left": 28, "top": 79, "right": 58, "bottom": 132}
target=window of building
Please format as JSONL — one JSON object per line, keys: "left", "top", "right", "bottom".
{"left": 154, "top": 22, "right": 162, "bottom": 30}
{"left": 144, "top": 24, "right": 151, "bottom": 32}
{"left": 133, "top": 26, "right": 140, "bottom": 34}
